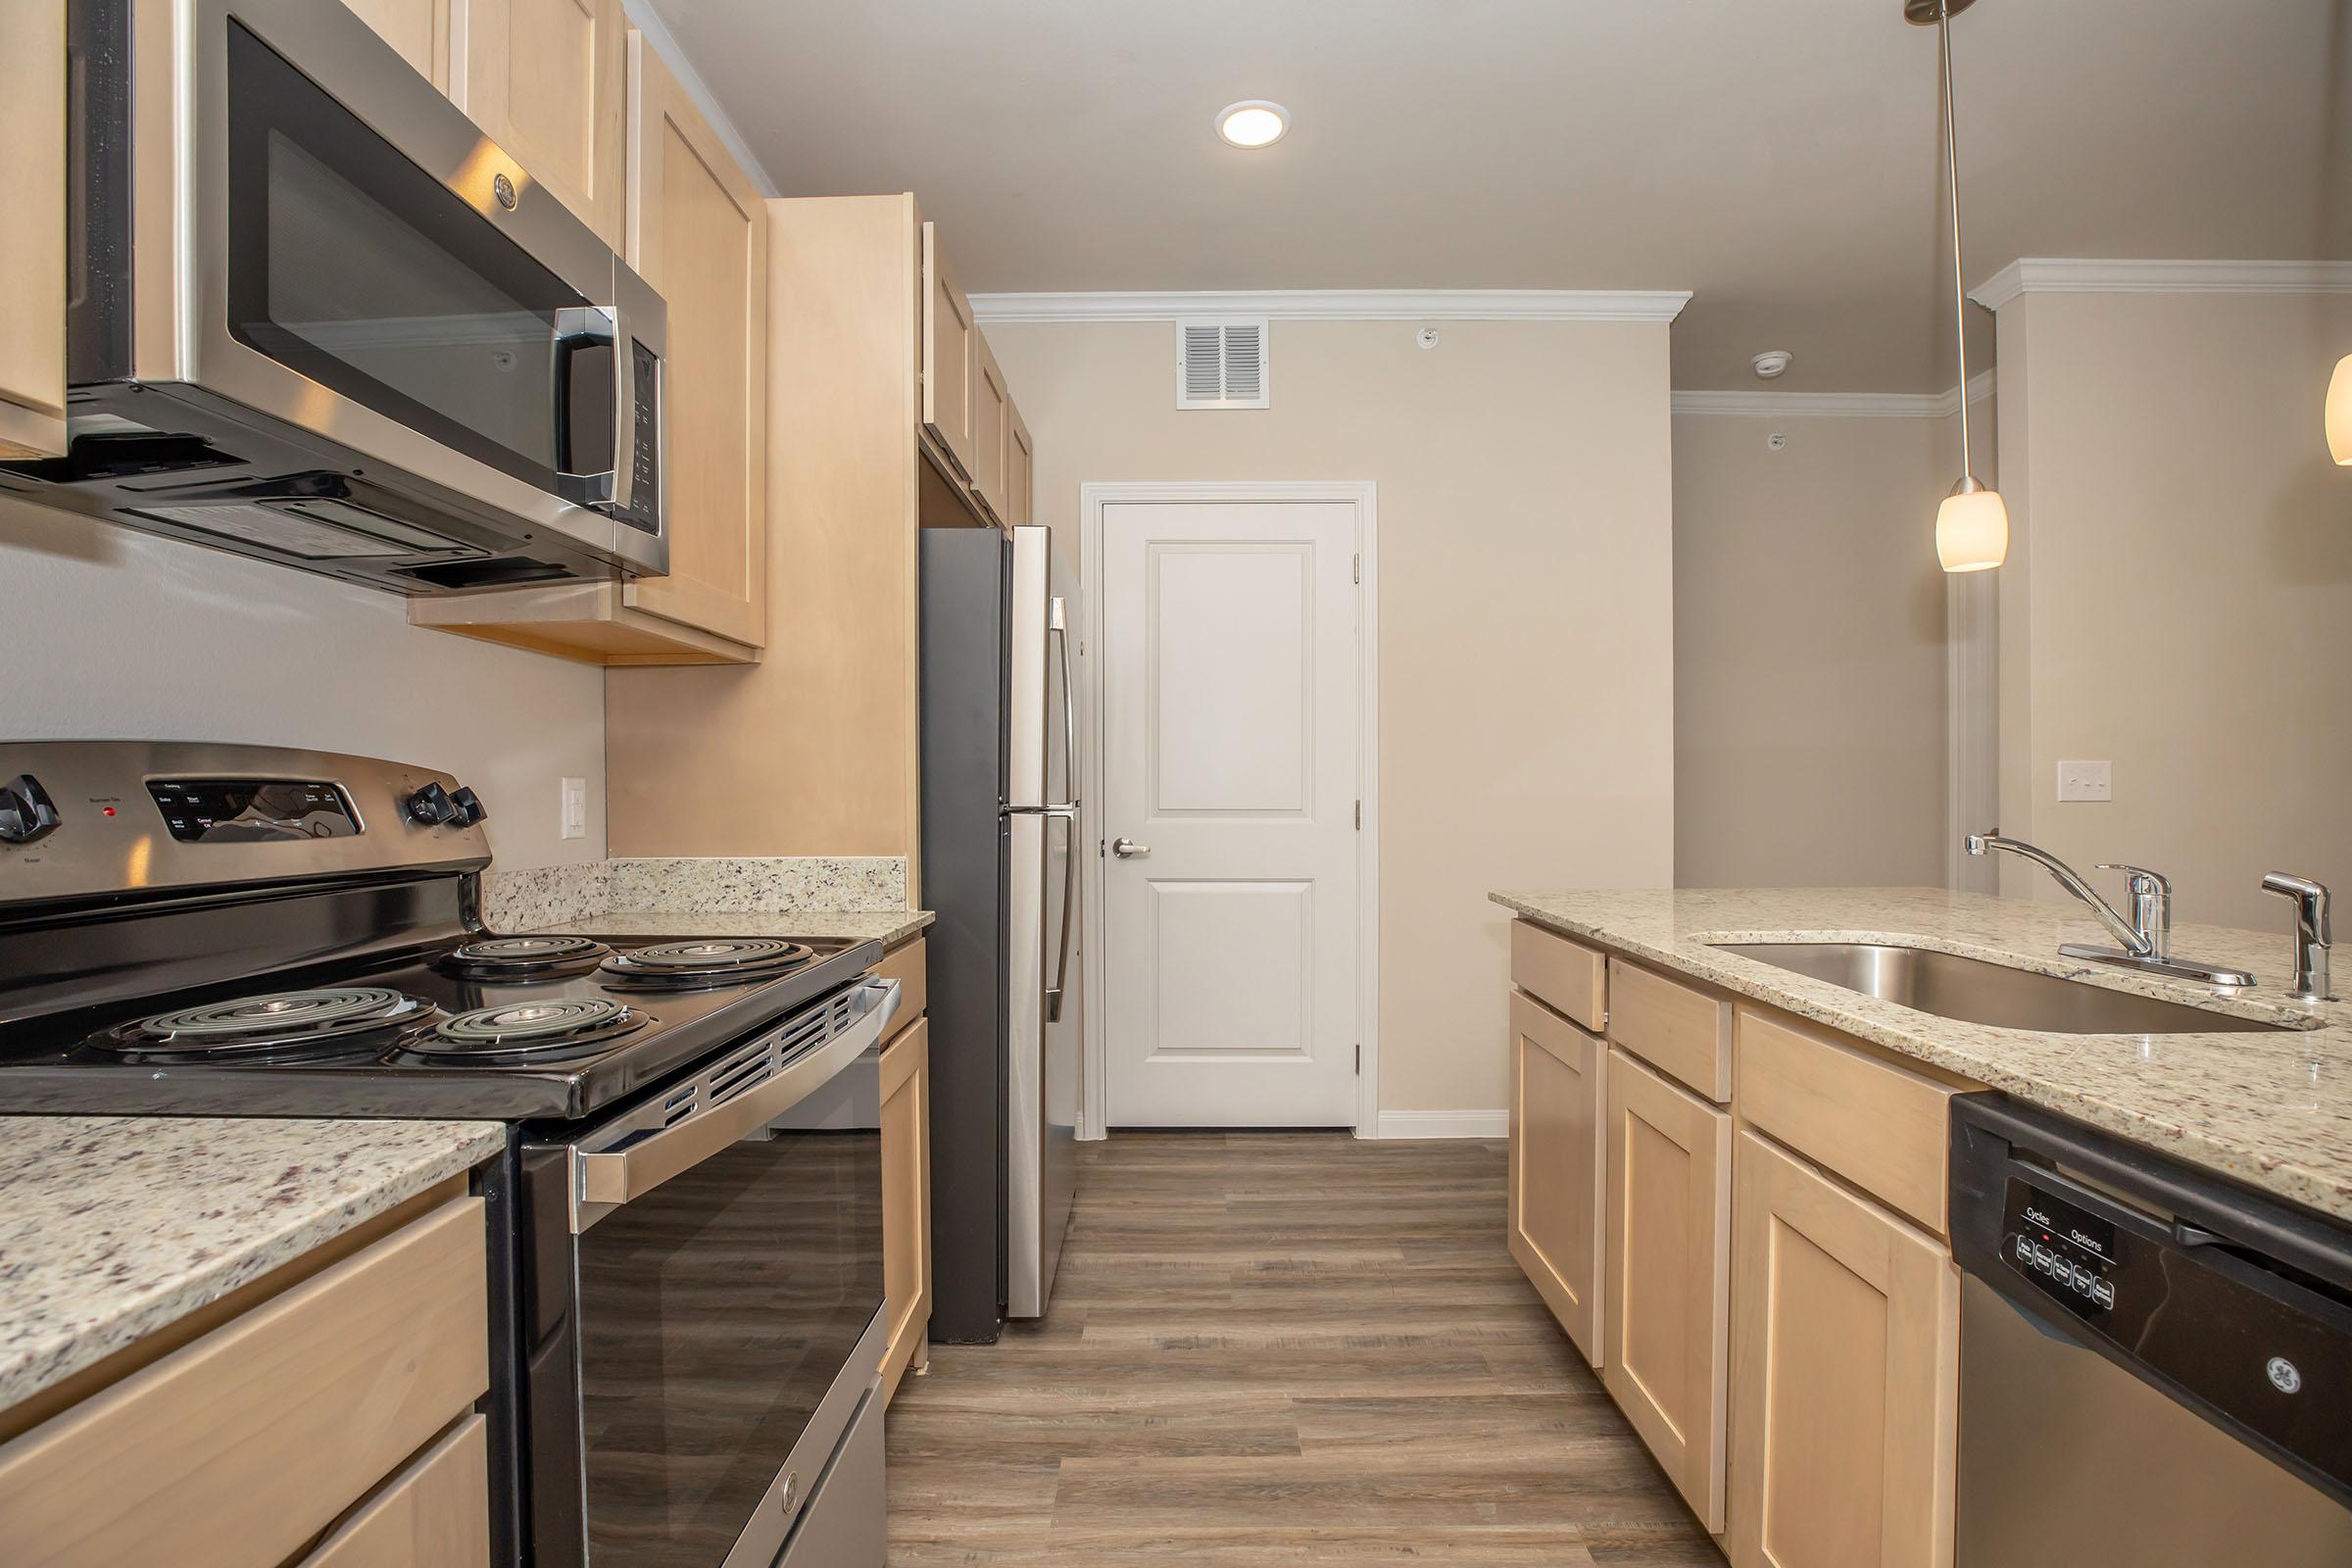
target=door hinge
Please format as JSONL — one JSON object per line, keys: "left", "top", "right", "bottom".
{"left": 1354, "top": 800, "right": 1361, "bottom": 829}
{"left": 1352, "top": 553, "right": 1361, "bottom": 584}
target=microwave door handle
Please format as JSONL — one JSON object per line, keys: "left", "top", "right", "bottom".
{"left": 570, "top": 978, "right": 901, "bottom": 1232}
{"left": 552, "top": 305, "right": 618, "bottom": 506}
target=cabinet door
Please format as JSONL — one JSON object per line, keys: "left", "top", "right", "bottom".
{"left": 920, "top": 222, "right": 979, "bottom": 481}
{"left": 879, "top": 1017, "right": 932, "bottom": 1401}
{"left": 618, "top": 33, "right": 767, "bottom": 648}
{"left": 0, "top": 0, "right": 68, "bottom": 460}
{"left": 1005, "top": 403, "right": 1034, "bottom": 528}
{"left": 1603, "top": 1046, "right": 1732, "bottom": 1531}
{"left": 339, "top": 0, "right": 450, "bottom": 91}
{"left": 459, "top": 0, "right": 627, "bottom": 247}
{"left": 969, "top": 333, "right": 1010, "bottom": 523}
{"left": 1729, "top": 1130, "right": 1958, "bottom": 1568}
{"left": 1508, "top": 991, "right": 1606, "bottom": 1366}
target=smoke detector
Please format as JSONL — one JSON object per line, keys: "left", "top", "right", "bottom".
{"left": 1751, "top": 350, "right": 1794, "bottom": 379}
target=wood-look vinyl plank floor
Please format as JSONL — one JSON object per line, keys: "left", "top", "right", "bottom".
{"left": 885, "top": 1131, "right": 1720, "bottom": 1566}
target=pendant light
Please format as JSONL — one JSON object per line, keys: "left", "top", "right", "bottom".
{"left": 1912, "top": 0, "right": 2008, "bottom": 571}
{"left": 2329, "top": 353, "right": 2351, "bottom": 465}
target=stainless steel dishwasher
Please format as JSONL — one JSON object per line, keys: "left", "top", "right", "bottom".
{"left": 1948, "top": 1096, "right": 2352, "bottom": 1567}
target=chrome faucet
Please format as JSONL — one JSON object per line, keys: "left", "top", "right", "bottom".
{"left": 2259, "top": 873, "right": 2333, "bottom": 1003}
{"left": 1964, "top": 832, "right": 2255, "bottom": 989}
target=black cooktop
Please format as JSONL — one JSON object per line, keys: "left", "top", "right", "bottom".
{"left": 0, "top": 930, "right": 884, "bottom": 1123}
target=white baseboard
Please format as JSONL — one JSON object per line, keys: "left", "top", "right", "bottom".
{"left": 1375, "top": 1109, "right": 1511, "bottom": 1140}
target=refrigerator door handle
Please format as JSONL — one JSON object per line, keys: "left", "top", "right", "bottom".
{"left": 1046, "top": 810, "right": 1076, "bottom": 1023}
{"left": 1049, "top": 606, "right": 1075, "bottom": 799}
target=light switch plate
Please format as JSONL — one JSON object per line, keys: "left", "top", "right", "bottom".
{"left": 2056, "top": 760, "right": 2112, "bottom": 803}
{"left": 560, "top": 777, "right": 588, "bottom": 839}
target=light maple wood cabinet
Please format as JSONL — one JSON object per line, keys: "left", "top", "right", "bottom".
{"left": 1005, "top": 403, "right": 1035, "bottom": 528}
{"left": 876, "top": 936, "right": 933, "bottom": 1401}
{"left": 0, "top": 1188, "right": 489, "bottom": 1568}
{"left": 412, "top": 26, "right": 767, "bottom": 664}
{"left": 338, "top": 0, "right": 451, "bottom": 91}
{"left": 0, "top": 0, "right": 69, "bottom": 461}
{"left": 969, "top": 334, "right": 1012, "bottom": 523}
{"left": 458, "top": 0, "right": 628, "bottom": 248}
{"left": 1507, "top": 990, "right": 1606, "bottom": 1367}
{"left": 1728, "top": 1129, "right": 1959, "bottom": 1568}
{"left": 1602, "top": 1044, "right": 1733, "bottom": 1533}
{"left": 920, "top": 221, "right": 981, "bottom": 484}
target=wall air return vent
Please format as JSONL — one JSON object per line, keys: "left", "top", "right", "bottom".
{"left": 1175, "top": 318, "right": 1270, "bottom": 410}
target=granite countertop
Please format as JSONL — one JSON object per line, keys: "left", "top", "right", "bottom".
{"left": 0, "top": 1116, "right": 504, "bottom": 1414}
{"left": 1491, "top": 887, "right": 2352, "bottom": 1221}
{"left": 542, "top": 907, "right": 937, "bottom": 948}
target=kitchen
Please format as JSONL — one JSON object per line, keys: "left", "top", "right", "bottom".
{"left": 0, "top": 0, "right": 2346, "bottom": 1565}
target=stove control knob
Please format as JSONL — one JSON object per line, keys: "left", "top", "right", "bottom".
{"left": 0, "top": 774, "right": 61, "bottom": 845}
{"left": 406, "top": 782, "right": 463, "bottom": 827}
{"left": 450, "top": 786, "right": 488, "bottom": 827}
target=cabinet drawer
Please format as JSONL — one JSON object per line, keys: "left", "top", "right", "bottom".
{"left": 1608, "top": 959, "right": 1732, "bottom": 1102}
{"left": 877, "top": 935, "right": 928, "bottom": 1026}
{"left": 1737, "top": 1008, "right": 1959, "bottom": 1235}
{"left": 1511, "top": 920, "right": 1607, "bottom": 1031}
{"left": 0, "top": 1199, "right": 489, "bottom": 1568}
{"left": 297, "top": 1415, "right": 490, "bottom": 1568}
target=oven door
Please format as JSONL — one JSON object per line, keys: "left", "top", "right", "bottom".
{"left": 519, "top": 977, "right": 897, "bottom": 1568}
{"left": 111, "top": 0, "right": 665, "bottom": 564}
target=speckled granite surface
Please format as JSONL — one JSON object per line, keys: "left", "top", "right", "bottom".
{"left": 1492, "top": 887, "right": 2352, "bottom": 1220}
{"left": 480, "top": 857, "right": 914, "bottom": 933}
{"left": 541, "top": 907, "right": 936, "bottom": 948}
{"left": 0, "top": 1117, "right": 504, "bottom": 1412}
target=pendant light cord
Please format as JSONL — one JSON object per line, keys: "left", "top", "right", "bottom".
{"left": 1939, "top": 1, "right": 1976, "bottom": 480}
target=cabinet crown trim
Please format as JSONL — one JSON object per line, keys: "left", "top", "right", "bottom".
{"left": 969, "top": 288, "right": 1692, "bottom": 324}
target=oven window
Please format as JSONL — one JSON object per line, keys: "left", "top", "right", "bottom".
{"left": 576, "top": 1126, "right": 883, "bottom": 1564}
{"left": 222, "top": 20, "right": 599, "bottom": 495}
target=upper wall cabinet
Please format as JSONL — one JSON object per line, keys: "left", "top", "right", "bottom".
{"left": 411, "top": 26, "right": 766, "bottom": 664}
{"left": 615, "top": 32, "right": 767, "bottom": 649}
{"left": 0, "top": 0, "right": 69, "bottom": 460}
{"left": 339, "top": 0, "right": 451, "bottom": 91}
{"left": 459, "top": 0, "right": 629, "bottom": 249}
{"left": 1005, "top": 404, "right": 1034, "bottom": 528}
{"left": 970, "top": 335, "right": 1010, "bottom": 524}
{"left": 921, "top": 222, "right": 981, "bottom": 485}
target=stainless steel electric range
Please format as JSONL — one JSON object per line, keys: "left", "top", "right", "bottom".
{"left": 0, "top": 742, "right": 897, "bottom": 1568}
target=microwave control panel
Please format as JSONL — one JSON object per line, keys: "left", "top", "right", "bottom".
{"left": 614, "top": 339, "right": 662, "bottom": 536}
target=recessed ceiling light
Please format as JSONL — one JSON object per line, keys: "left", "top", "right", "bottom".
{"left": 1215, "top": 101, "right": 1290, "bottom": 149}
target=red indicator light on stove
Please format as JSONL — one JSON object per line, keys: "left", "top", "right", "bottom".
{"left": 103, "top": 807, "right": 117, "bottom": 816}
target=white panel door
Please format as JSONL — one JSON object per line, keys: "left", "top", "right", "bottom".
{"left": 1101, "top": 501, "right": 1361, "bottom": 1127}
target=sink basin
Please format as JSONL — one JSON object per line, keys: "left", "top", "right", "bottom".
{"left": 1710, "top": 943, "right": 2295, "bottom": 1035}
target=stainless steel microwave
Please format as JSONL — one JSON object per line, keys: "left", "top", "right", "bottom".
{"left": 3, "top": 0, "right": 667, "bottom": 594}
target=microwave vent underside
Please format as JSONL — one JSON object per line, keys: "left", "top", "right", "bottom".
{"left": 127, "top": 497, "right": 473, "bottom": 561}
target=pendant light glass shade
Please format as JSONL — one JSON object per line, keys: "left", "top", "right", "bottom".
{"left": 1936, "top": 480, "right": 2009, "bottom": 572}
{"left": 2329, "top": 353, "right": 2352, "bottom": 466}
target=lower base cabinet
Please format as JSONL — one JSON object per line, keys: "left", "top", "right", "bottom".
{"left": 1602, "top": 1046, "right": 1732, "bottom": 1534}
{"left": 1728, "top": 1129, "right": 1958, "bottom": 1568}
{"left": 879, "top": 1014, "right": 933, "bottom": 1400}
{"left": 1507, "top": 990, "right": 1606, "bottom": 1365}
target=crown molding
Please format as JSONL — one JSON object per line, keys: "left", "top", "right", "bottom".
{"left": 1970, "top": 259, "right": 2352, "bottom": 312}
{"left": 967, "top": 288, "right": 1692, "bottom": 324}
{"left": 1672, "top": 369, "right": 1994, "bottom": 419}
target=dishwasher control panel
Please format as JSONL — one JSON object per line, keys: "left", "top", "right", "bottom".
{"left": 2003, "top": 1179, "right": 2121, "bottom": 1313}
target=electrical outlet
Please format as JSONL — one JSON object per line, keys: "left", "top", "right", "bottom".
{"left": 560, "top": 777, "right": 588, "bottom": 840}
{"left": 2056, "top": 760, "right": 2112, "bottom": 803}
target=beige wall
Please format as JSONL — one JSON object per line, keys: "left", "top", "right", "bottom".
{"left": 0, "top": 493, "right": 608, "bottom": 868}
{"left": 986, "top": 317, "right": 1678, "bottom": 1118}
{"left": 1991, "top": 289, "right": 2352, "bottom": 931}
{"left": 1672, "top": 412, "right": 1953, "bottom": 886}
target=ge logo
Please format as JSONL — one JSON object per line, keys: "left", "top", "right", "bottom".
{"left": 2267, "top": 1356, "right": 2302, "bottom": 1395}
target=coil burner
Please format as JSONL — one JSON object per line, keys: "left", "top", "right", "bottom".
{"left": 437, "top": 934, "right": 613, "bottom": 981}
{"left": 94, "top": 987, "right": 436, "bottom": 1063}
{"left": 597, "top": 938, "right": 816, "bottom": 992}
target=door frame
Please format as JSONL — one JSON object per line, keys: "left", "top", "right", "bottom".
{"left": 1077, "top": 480, "right": 1381, "bottom": 1140}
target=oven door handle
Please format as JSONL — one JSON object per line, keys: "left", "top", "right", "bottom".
{"left": 571, "top": 977, "right": 900, "bottom": 1230}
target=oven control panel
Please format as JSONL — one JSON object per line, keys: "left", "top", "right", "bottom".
{"left": 146, "top": 779, "right": 361, "bottom": 843}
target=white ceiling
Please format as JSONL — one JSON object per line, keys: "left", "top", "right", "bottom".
{"left": 649, "top": 0, "right": 2351, "bottom": 393}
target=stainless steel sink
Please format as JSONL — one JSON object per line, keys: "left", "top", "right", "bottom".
{"left": 1710, "top": 943, "right": 2296, "bottom": 1034}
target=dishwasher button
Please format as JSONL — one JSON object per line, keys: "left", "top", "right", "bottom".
{"left": 2089, "top": 1278, "right": 2116, "bottom": 1310}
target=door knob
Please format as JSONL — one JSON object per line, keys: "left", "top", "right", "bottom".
{"left": 1111, "top": 838, "right": 1151, "bottom": 858}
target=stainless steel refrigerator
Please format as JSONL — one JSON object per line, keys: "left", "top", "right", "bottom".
{"left": 919, "top": 523, "right": 1083, "bottom": 1342}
